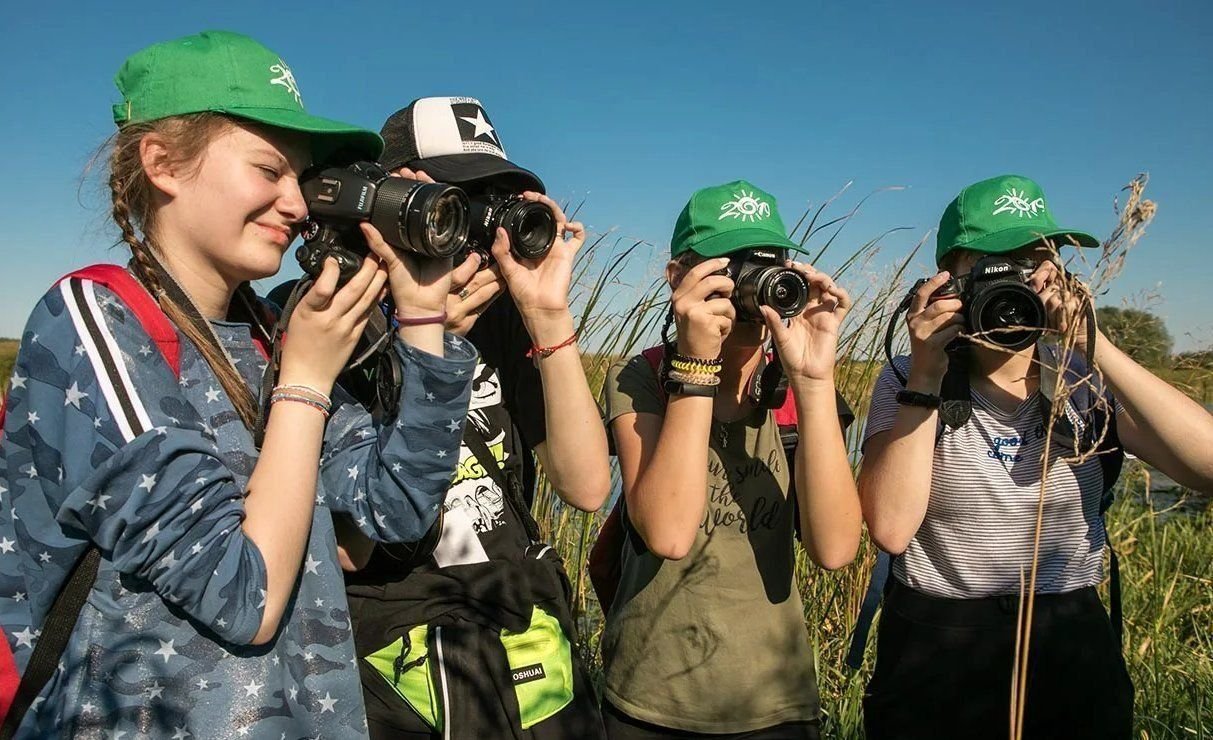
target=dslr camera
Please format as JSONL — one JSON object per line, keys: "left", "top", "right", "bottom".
{"left": 922, "top": 255, "right": 1045, "bottom": 350}
{"left": 296, "top": 162, "right": 471, "bottom": 284}
{"left": 462, "top": 187, "right": 557, "bottom": 264}
{"left": 715, "top": 248, "right": 810, "bottom": 322}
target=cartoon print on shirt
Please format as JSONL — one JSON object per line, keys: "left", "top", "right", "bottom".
{"left": 444, "top": 362, "right": 509, "bottom": 533}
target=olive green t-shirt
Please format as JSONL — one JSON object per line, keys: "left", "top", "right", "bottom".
{"left": 602, "top": 355, "right": 820, "bottom": 734}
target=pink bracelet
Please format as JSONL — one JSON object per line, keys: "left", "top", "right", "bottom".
{"left": 394, "top": 309, "right": 448, "bottom": 327}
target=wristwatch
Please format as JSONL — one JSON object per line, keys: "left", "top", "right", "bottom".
{"left": 663, "top": 379, "right": 718, "bottom": 398}
{"left": 895, "top": 389, "right": 941, "bottom": 409}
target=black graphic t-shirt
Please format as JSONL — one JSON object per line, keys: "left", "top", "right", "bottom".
{"left": 351, "top": 294, "right": 546, "bottom": 580}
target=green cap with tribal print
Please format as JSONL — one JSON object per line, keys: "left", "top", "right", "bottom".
{"left": 936, "top": 174, "right": 1100, "bottom": 266}
{"left": 112, "top": 30, "right": 383, "bottom": 164}
{"left": 671, "top": 180, "right": 806, "bottom": 258}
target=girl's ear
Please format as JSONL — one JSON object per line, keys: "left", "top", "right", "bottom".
{"left": 139, "top": 133, "right": 181, "bottom": 198}
{"left": 665, "top": 258, "right": 684, "bottom": 290}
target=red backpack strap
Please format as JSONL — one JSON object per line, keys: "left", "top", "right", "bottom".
{"left": 641, "top": 345, "right": 667, "bottom": 403}
{"left": 58, "top": 265, "right": 180, "bottom": 377}
{"left": 773, "top": 389, "right": 798, "bottom": 429}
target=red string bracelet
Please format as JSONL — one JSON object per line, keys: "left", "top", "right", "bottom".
{"left": 525, "top": 332, "right": 578, "bottom": 361}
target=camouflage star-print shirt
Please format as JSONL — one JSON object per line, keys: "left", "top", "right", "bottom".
{"left": 0, "top": 275, "right": 476, "bottom": 738}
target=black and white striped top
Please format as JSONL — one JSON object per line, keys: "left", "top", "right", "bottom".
{"left": 863, "top": 356, "right": 1114, "bottom": 598}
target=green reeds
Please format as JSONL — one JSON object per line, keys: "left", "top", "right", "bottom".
{"left": 533, "top": 182, "right": 1211, "bottom": 738}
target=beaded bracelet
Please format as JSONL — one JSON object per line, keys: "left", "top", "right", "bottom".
{"left": 270, "top": 392, "right": 331, "bottom": 418}
{"left": 272, "top": 383, "right": 332, "bottom": 408}
{"left": 667, "top": 369, "right": 722, "bottom": 386}
{"left": 669, "top": 352, "right": 723, "bottom": 373}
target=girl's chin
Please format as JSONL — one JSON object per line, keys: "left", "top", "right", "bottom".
{"left": 228, "top": 249, "right": 287, "bottom": 283}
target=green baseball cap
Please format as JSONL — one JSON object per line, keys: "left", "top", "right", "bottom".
{"left": 936, "top": 174, "right": 1099, "bottom": 266}
{"left": 670, "top": 180, "right": 805, "bottom": 258}
{"left": 112, "top": 30, "right": 382, "bottom": 165}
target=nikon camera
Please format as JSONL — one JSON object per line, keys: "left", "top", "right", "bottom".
{"left": 926, "top": 255, "right": 1046, "bottom": 350}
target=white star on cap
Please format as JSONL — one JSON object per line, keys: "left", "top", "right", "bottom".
{"left": 459, "top": 109, "right": 497, "bottom": 143}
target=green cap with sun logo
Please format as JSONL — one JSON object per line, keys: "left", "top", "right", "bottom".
{"left": 936, "top": 174, "right": 1100, "bottom": 266}
{"left": 671, "top": 180, "right": 805, "bottom": 258}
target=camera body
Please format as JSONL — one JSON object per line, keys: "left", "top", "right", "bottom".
{"left": 928, "top": 255, "right": 1045, "bottom": 350}
{"left": 297, "top": 161, "right": 471, "bottom": 284}
{"left": 716, "top": 248, "right": 810, "bottom": 322}
{"left": 462, "top": 189, "right": 556, "bottom": 265}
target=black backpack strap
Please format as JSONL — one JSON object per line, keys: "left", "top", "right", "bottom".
{"left": 463, "top": 425, "right": 542, "bottom": 545}
{"left": 938, "top": 346, "right": 972, "bottom": 432}
{"left": 845, "top": 550, "right": 895, "bottom": 670}
{"left": 0, "top": 546, "right": 101, "bottom": 738}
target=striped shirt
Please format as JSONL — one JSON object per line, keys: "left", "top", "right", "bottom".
{"left": 863, "top": 355, "right": 1115, "bottom": 598}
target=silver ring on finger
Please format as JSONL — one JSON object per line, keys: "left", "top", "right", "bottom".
{"left": 458, "top": 288, "right": 471, "bottom": 300}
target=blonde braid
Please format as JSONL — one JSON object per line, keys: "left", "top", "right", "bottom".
{"left": 107, "top": 120, "right": 261, "bottom": 430}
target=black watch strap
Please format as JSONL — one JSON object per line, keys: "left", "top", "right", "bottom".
{"left": 895, "top": 389, "right": 941, "bottom": 409}
{"left": 663, "top": 379, "right": 718, "bottom": 398}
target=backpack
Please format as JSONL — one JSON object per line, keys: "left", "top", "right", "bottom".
{"left": 0, "top": 264, "right": 270, "bottom": 736}
{"left": 587, "top": 346, "right": 802, "bottom": 615}
{"left": 843, "top": 345, "right": 1126, "bottom": 670}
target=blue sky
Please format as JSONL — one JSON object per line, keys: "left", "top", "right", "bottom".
{"left": 2, "top": 0, "right": 1210, "bottom": 349}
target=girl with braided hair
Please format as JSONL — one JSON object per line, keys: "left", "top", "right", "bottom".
{"left": 0, "top": 31, "right": 474, "bottom": 738}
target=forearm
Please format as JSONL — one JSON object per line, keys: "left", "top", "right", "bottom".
{"left": 396, "top": 323, "right": 446, "bottom": 357}
{"left": 242, "top": 401, "right": 326, "bottom": 643}
{"left": 792, "top": 381, "right": 862, "bottom": 569}
{"left": 628, "top": 397, "right": 713, "bottom": 560}
{"left": 859, "top": 372, "right": 940, "bottom": 554}
{"left": 1096, "top": 332, "right": 1213, "bottom": 487}
{"left": 530, "top": 312, "right": 611, "bottom": 511}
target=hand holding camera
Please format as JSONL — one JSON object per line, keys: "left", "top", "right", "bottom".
{"left": 490, "top": 193, "right": 581, "bottom": 335}
{"left": 278, "top": 255, "right": 389, "bottom": 393}
{"left": 673, "top": 257, "right": 737, "bottom": 360}
{"left": 904, "top": 271, "right": 966, "bottom": 383}
{"left": 761, "top": 262, "right": 851, "bottom": 386}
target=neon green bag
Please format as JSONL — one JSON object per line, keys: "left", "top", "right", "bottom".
{"left": 364, "top": 624, "right": 442, "bottom": 731}
{"left": 500, "top": 606, "right": 575, "bottom": 729}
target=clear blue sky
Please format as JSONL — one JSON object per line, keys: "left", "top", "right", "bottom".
{"left": 2, "top": 0, "right": 1210, "bottom": 349}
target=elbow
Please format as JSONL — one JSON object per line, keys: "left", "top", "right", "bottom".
{"left": 248, "top": 616, "right": 282, "bottom": 646}
{"left": 812, "top": 543, "right": 861, "bottom": 572}
{"left": 635, "top": 521, "right": 695, "bottom": 560}
{"left": 563, "top": 471, "right": 612, "bottom": 513}
{"left": 805, "top": 531, "right": 862, "bottom": 571}
{"left": 648, "top": 537, "right": 693, "bottom": 561}
{"left": 866, "top": 525, "right": 911, "bottom": 556}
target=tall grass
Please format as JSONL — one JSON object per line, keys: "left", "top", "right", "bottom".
{"left": 534, "top": 184, "right": 1212, "bottom": 738}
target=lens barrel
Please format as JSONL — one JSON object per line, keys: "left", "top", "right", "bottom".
{"left": 373, "top": 178, "right": 470, "bottom": 258}
{"left": 969, "top": 282, "right": 1045, "bottom": 350}
{"left": 735, "top": 265, "right": 810, "bottom": 320}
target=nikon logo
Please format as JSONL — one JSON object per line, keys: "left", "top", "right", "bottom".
{"left": 985, "top": 264, "right": 1012, "bottom": 273}
{"left": 511, "top": 664, "right": 546, "bottom": 685}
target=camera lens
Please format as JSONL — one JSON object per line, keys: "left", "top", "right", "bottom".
{"left": 505, "top": 200, "right": 556, "bottom": 260}
{"left": 426, "top": 191, "right": 468, "bottom": 254}
{"left": 970, "top": 282, "right": 1045, "bottom": 350}
{"left": 375, "top": 179, "right": 470, "bottom": 258}
{"left": 734, "top": 265, "right": 810, "bottom": 320}
{"left": 764, "top": 270, "right": 811, "bottom": 317}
